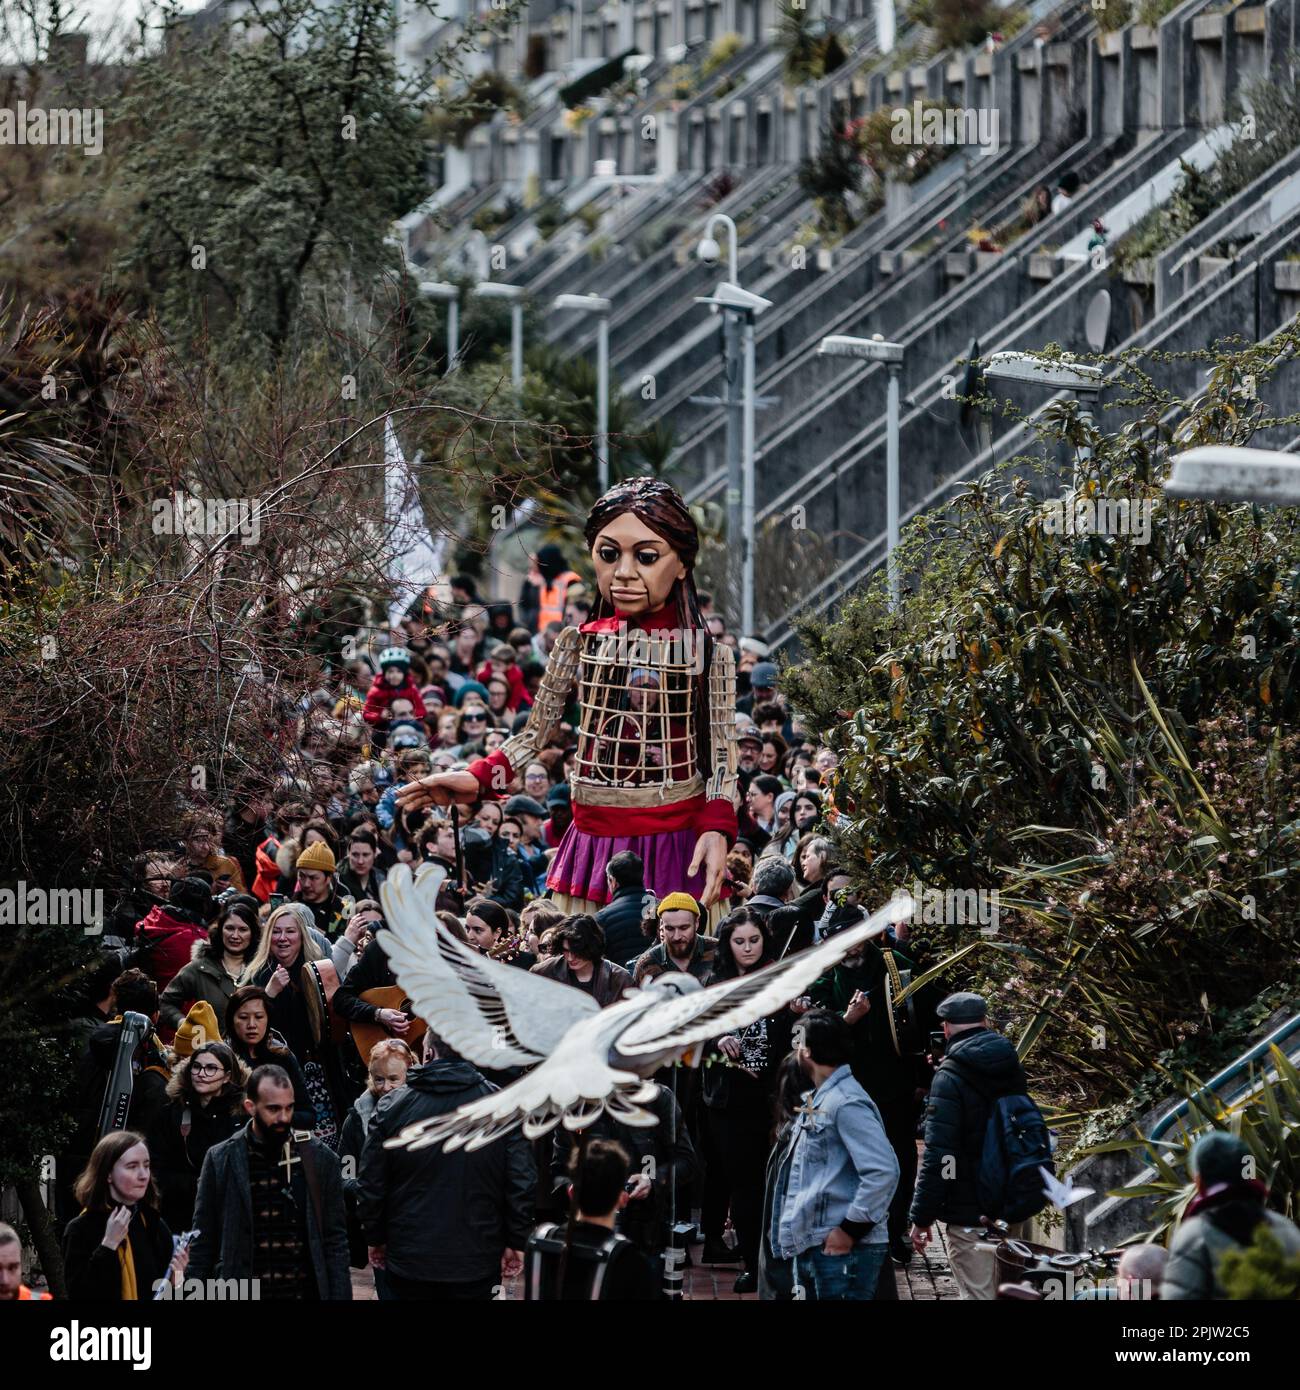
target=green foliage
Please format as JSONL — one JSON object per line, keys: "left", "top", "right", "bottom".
{"left": 907, "top": 0, "right": 1027, "bottom": 51}
{"left": 1219, "top": 1225, "right": 1300, "bottom": 1299}
{"left": 849, "top": 103, "right": 960, "bottom": 184}
{"left": 427, "top": 69, "right": 527, "bottom": 146}
{"left": 782, "top": 338, "right": 1300, "bottom": 1112}
{"left": 778, "top": 3, "right": 847, "bottom": 86}
{"left": 534, "top": 197, "right": 567, "bottom": 240}
{"left": 1115, "top": 70, "right": 1300, "bottom": 270}
{"left": 117, "top": 1, "right": 429, "bottom": 364}
{"left": 1094, "top": 1046, "right": 1300, "bottom": 1244}
{"left": 799, "top": 124, "right": 881, "bottom": 238}
{"left": 702, "top": 31, "right": 745, "bottom": 78}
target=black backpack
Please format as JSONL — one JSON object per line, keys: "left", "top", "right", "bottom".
{"left": 524, "top": 1223, "right": 633, "bottom": 1301}
{"left": 947, "top": 1059, "right": 1053, "bottom": 1224}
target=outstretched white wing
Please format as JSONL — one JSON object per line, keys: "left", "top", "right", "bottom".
{"left": 615, "top": 896, "right": 916, "bottom": 1056}
{"left": 378, "top": 862, "right": 599, "bottom": 1068}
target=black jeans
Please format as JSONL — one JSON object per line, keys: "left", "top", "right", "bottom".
{"left": 386, "top": 1271, "right": 498, "bottom": 1300}
{"left": 706, "top": 1103, "right": 769, "bottom": 1274}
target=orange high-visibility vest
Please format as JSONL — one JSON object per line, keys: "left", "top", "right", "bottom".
{"left": 536, "top": 571, "right": 580, "bottom": 632}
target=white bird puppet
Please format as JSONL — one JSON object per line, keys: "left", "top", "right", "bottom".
{"left": 378, "top": 862, "right": 915, "bottom": 1153}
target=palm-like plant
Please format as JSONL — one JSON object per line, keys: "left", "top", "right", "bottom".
{"left": 1089, "top": 1046, "right": 1300, "bottom": 1242}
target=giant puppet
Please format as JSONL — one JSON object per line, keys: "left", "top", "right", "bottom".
{"left": 397, "top": 477, "right": 738, "bottom": 916}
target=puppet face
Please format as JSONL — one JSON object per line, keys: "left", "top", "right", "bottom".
{"left": 591, "top": 514, "right": 687, "bottom": 616}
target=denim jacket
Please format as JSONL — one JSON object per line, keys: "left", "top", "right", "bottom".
{"left": 772, "top": 1065, "right": 899, "bottom": 1259}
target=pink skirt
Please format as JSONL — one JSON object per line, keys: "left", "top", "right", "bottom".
{"left": 546, "top": 824, "right": 705, "bottom": 908}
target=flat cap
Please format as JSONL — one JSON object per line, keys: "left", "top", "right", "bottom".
{"left": 504, "top": 794, "right": 547, "bottom": 818}
{"left": 936, "top": 991, "right": 987, "bottom": 1023}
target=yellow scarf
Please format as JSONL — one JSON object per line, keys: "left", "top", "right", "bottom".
{"left": 117, "top": 1235, "right": 139, "bottom": 1301}
{"left": 83, "top": 1205, "right": 142, "bottom": 1300}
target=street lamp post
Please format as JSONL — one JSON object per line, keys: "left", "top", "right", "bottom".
{"left": 694, "top": 217, "right": 772, "bottom": 636}
{"left": 984, "top": 351, "right": 1104, "bottom": 488}
{"left": 418, "top": 281, "right": 461, "bottom": 373}
{"left": 553, "top": 293, "right": 612, "bottom": 493}
{"left": 471, "top": 282, "right": 526, "bottom": 388}
{"left": 817, "top": 334, "right": 906, "bottom": 611}
{"left": 1165, "top": 446, "right": 1300, "bottom": 505}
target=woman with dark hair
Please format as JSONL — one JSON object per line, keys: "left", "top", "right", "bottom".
{"left": 148, "top": 1042, "right": 247, "bottom": 1229}
{"left": 464, "top": 896, "right": 536, "bottom": 969}
{"left": 702, "top": 907, "right": 793, "bottom": 1293}
{"left": 62, "top": 1131, "right": 189, "bottom": 1300}
{"left": 398, "top": 478, "right": 739, "bottom": 927}
{"left": 224, "top": 984, "right": 316, "bottom": 1132}
{"left": 791, "top": 789, "right": 822, "bottom": 835}
{"left": 159, "top": 904, "right": 260, "bottom": 1033}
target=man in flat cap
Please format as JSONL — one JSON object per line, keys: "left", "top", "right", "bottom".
{"left": 908, "top": 991, "right": 1029, "bottom": 1300}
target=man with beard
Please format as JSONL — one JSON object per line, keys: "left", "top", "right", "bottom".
{"left": 632, "top": 894, "right": 716, "bottom": 985}
{"left": 292, "top": 840, "right": 349, "bottom": 939}
{"left": 190, "top": 1065, "right": 351, "bottom": 1299}
{"left": 771, "top": 1011, "right": 898, "bottom": 1301}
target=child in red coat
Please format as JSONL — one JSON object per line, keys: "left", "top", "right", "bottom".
{"left": 363, "top": 648, "right": 427, "bottom": 732}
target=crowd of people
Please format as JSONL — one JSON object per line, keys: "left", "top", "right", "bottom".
{"left": 14, "top": 544, "right": 1296, "bottom": 1305}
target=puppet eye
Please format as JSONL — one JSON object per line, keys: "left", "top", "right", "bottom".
{"left": 637, "top": 551, "right": 660, "bottom": 566}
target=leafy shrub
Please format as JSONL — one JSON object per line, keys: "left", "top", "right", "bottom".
{"left": 849, "top": 102, "right": 960, "bottom": 184}
{"left": 702, "top": 31, "right": 745, "bottom": 78}
{"left": 783, "top": 336, "right": 1300, "bottom": 1115}
{"left": 1115, "top": 70, "right": 1300, "bottom": 269}
{"left": 426, "top": 70, "right": 526, "bottom": 148}
{"left": 778, "top": 2, "right": 848, "bottom": 86}
{"left": 907, "top": 0, "right": 1028, "bottom": 51}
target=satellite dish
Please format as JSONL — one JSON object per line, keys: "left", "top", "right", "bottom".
{"left": 874, "top": 0, "right": 897, "bottom": 53}
{"left": 1084, "top": 289, "right": 1111, "bottom": 353}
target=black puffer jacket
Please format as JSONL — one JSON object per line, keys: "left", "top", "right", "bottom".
{"left": 355, "top": 1059, "right": 536, "bottom": 1283}
{"left": 909, "top": 1027, "right": 1027, "bottom": 1228}
{"left": 596, "top": 886, "right": 651, "bottom": 969}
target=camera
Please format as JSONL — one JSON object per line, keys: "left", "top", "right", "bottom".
{"left": 928, "top": 1030, "right": 946, "bottom": 1060}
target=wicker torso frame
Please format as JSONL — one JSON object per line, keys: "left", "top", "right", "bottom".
{"left": 498, "top": 625, "right": 738, "bottom": 811}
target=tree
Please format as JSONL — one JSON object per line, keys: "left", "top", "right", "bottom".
{"left": 782, "top": 337, "right": 1300, "bottom": 1120}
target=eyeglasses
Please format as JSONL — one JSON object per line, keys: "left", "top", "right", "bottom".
{"left": 191, "top": 1064, "right": 227, "bottom": 1077}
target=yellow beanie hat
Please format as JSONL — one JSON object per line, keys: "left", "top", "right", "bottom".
{"left": 656, "top": 891, "right": 700, "bottom": 918}
{"left": 174, "top": 1000, "right": 221, "bottom": 1057}
{"left": 296, "top": 840, "right": 337, "bottom": 874}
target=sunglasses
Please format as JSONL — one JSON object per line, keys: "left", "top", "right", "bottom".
{"left": 463, "top": 713, "right": 487, "bottom": 722}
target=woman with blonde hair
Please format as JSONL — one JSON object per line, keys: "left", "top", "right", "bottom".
{"left": 242, "top": 902, "right": 356, "bottom": 1148}
{"left": 62, "top": 1131, "right": 189, "bottom": 1300}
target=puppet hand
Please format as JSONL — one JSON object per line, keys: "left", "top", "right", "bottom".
{"left": 688, "top": 831, "right": 728, "bottom": 908}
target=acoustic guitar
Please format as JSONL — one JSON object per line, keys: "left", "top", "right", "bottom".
{"left": 348, "top": 986, "right": 428, "bottom": 1065}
